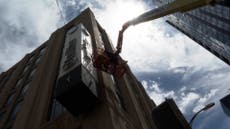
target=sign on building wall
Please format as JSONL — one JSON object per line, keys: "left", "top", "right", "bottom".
{"left": 58, "top": 24, "right": 95, "bottom": 79}
{"left": 55, "top": 24, "right": 98, "bottom": 116}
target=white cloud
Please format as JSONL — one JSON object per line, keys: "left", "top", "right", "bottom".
{"left": 142, "top": 80, "right": 177, "bottom": 105}
{"left": 193, "top": 89, "right": 218, "bottom": 112}
{"left": 85, "top": 0, "right": 228, "bottom": 73}
{"left": 142, "top": 79, "right": 224, "bottom": 115}
{"left": 179, "top": 92, "right": 200, "bottom": 113}
{"left": 1, "top": 0, "right": 60, "bottom": 41}
{"left": 0, "top": 0, "right": 60, "bottom": 71}
{"left": 179, "top": 86, "right": 187, "bottom": 92}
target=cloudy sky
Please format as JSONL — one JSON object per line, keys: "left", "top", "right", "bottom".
{"left": 0, "top": 0, "right": 229, "bottom": 128}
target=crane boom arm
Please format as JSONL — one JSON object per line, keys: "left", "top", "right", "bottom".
{"left": 129, "top": 0, "right": 216, "bottom": 25}
{"left": 116, "top": 0, "right": 218, "bottom": 54}
{"left": 93, "top": 0, "right": 219, "bottom": 77}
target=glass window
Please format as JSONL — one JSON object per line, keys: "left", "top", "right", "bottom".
{"left": 10, "top": 67, "right": 17, "bottom": 77}
{"left": 28, "top": 68, "right": 36, "bottom": 81}
{"left": 28, "top": 55, "right": 35, "bottom": 64}
{"left": 34, "top": 57, "right": 41, "bottom": 66}
{"left": 38, "top": 47, "right": 46, "bottom": 57}
{"left": 0, "top": 75, "right": 8, "bottom": 90}
{"left": 34, "top": 47, "right": 46, "bottom": 66}
{"left": 15, "top": 78, "right": 23, "bottom": 90}
{"left": 0, "top": 110, "right": 5, "bottom": 123}
{"left": 10, "top": 102, "right": 22, "bottom": 120}
{"left": 0, "top": 68, "right": 16, "bottom": 94}
{"left": 22, "top": 65, "right": 29, "bottom": 75}
{"left": 19, "top": 82, "right": 31, "bottom": 98}
{"left": 50, "top": 99, "right": 66, "bottom": 120}
{"left": 6, "top": 101, "right": 23, "bottom": 129}
{"left": 0, "top": 74, "right": 5, "bottom": 83}
{"left": 5, "top": 92, "right": 16, "bottom": 107}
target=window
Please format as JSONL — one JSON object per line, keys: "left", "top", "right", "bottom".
{"left": 38, "top": 47, "right": 46, "bottom": 57}
{"left": 5, "top": 92, "right": 16, "bottom": 107}
{"left": 0, "top": 110, "right": 6, "bottom": 124}
{"left": 19, "top": 81, "right": 31, "bottom": 98}
{"left": 10, "top": 68, "right": 17, "bottom": 78}
{"left": 22, "top": 65, "right": 29, "bottom": 75}
{"left": 1, "top": 67, "right": 17, "bottom": 89}
{"left": 6, "top": 101, "right": 23, "bottom": 129}
{"left": 0, "top": 75, "right": 8, "bottom": 91}
{"left": 28, "top": 55, "right": 35, "bottom": 64}
{"left": 34, "top": 57, "right": 41, "bottom": 66}
{"left": 50, "top": 99, "right": 66, "bottom": 120}
{"left": 0, "top": 74, "right": 5, "bottom": 84}
{"left": 33, "top": 47, "right": 46, "bottom": 67}
{"left": 28, "top": 68, "right": 36, "bottom": 81}
{"left": 30, "top": 69, "right": 36, "bottom": 77}
{"left": 14, "top": 78, "right": 23, "bottom": 90}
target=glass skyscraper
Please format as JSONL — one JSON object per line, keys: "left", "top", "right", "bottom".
{"left": 155, "top": 0, "right": 230, "bottom": 65}
{"left": 220, "top": 94, "right": 230, "bottom": 117}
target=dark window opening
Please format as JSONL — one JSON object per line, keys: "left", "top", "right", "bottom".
{"left": 50, "top": 99, "right": 66, "bottom": 120}
{"left": 0, "top": 110, "right": 6, "bottom": 124}
{"left": 0, "top": 75, "right": 9, "bottom": 93}
{"left": 39, "top": 47, "right": 46, "bottom": 57}
{"left": 4, "top": 92, "right": 16, "bottom": 108}
{"left": 22, "top": 65, "right": 30, "bottom": 75}
{"left": 28, "top": 68, "right": 36, "bottom": 81}
{"left": 19, "top": 81, "right": 31, "bottom": 99}
{"left": 14, "top": 78, "right": 23, "bottom": 90}
{"left": 34, "top": 58, "right": 41, "bottom": 66}
{"left": 6, "top": 100, "right": 23, "bottom": 129}
{"left": 28, "top": 54, "right": 35, "bottom": 64}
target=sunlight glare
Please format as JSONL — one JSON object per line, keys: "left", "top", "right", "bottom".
{"left": 94, "top": 0, "right": 222, "bottom": 72}
{"left": 95, "top": 0, "right": 148, "bottom": 44}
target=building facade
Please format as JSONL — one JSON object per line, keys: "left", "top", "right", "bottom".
{"left": 220, "top": 94, "right": 230, "bottom": 117}
{"left": 0, "top": 8, "right": 157, "bottom": 129}
{"left": 0, "top": 8, "right": 191, "bottom": 129}
{"left": 154, "top": 0, "right": 230, "bottom": 65}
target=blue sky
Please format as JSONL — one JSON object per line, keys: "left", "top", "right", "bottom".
{"left": 0, "top": 0, "right": 229, "bottom": 129}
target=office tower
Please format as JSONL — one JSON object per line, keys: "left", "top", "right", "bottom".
{"left": 220, "top": 94, "right": 230, "bottom": 117}
{"left": 0, "top": 8, "right": 191, "bottom": 129}
{"left": 152, "top": 98, "right": 191, "bottom": 129}
{"left": 154, "top": 0, "right": 230, "bottom": 65}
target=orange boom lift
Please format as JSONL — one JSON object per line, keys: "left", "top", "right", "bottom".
{"left": 93, "top": 0, "right": 218, "bottom": 77}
